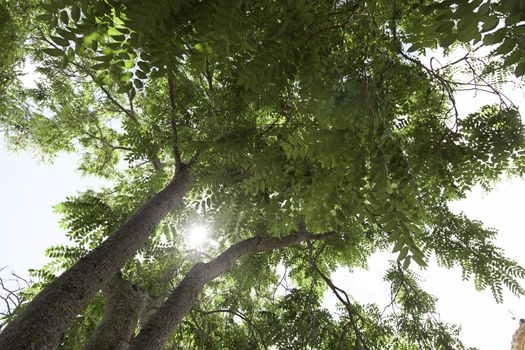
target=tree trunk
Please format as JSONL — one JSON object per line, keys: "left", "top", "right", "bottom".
{"left": 83, "top": 273, "right": 149, "bottom": 350}
{"left": 128, "top": 231, "right": 336, "bottom": 350}
{"left": 0, "top": 167, "right": 190, "bottom": 350}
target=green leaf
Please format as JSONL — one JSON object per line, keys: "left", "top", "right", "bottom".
{"left": 397, "top": 246, "right": 409, "bottom": 261}
{"left": 476, "top": 3, "right": 490, "bottom": 16}
{"left": 56, "top": 28, "right": 77, "bottom": 41}
{"left": 60, "top": 10, "right": 69, "bottom": 24}
{"left": 440, "top": 34, "right": 457, "bottom": 47}
{"left": 36, "top": 13, "right": 54, "bottom": 22}
{"left": 137, "top": 61, "right": 151, "bottom": 73}
{"left": 51, "top": 36, "right": 70, "bottom": 47}
{"left": 71, "top": 5, "right": 81, "bottom": 22}
{"left": 117, "top": 82, "right": 133, "bottom": 93}
{"left": 392, "top": 240, "right": 404, "bottom": 253}
{"left": 91, "top": 62, "right": 108, "bottom": 70}
{"left": 436, "top": 21, "right": 454, "bottom": 33}
{"left": 42, "top": 48, "right": 64, "bottom": 57}
{"left": 135, "top": 70, "right": 147, "bottom": 79}
{"left": 481, "top": 16, "right": 499, "bottom": 32}
{"left": 496, "top": 38, "right": 517, "bottom": 55}
{"left": 515, "top": 61, "right": 525, "bottom": 77}
{"left": 457, "top": 17, "right": 479, "bottom": 42}
{"left": 93, "top": 55, "right": 113, "bottom": 62}
{"left": 402, "top": 256, "right": 411, "bottom": 269}
{"left": 407, "top": 44, "right": 419, "bottom": 52}
{"left": 412, "top": 253, "right": 427, "bottom": 267}
{"left": 504, "top": 50, "right": 522, "bottom": 66}
{"left": 483, "top": 28, "right": 506, "bottom": 45}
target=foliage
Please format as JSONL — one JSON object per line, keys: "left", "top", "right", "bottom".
{"left": 1, "top": 0, "right": 525, "bottom": 348}
{"left": 403, "top": 0, "right": 525, "bottom": 76}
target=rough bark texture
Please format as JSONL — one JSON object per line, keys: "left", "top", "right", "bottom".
{"left": 128, "top": 231, "right": 336, "bottom": 350}
{"left": 0, "top": 168, "right": 190, "bottom": 350}
{"left": 83, "top": 273, "right": 148, "bottom": 350}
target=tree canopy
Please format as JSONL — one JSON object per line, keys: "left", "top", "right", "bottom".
{"left": 1, "top": 0, "right": 525, "bottom": 349}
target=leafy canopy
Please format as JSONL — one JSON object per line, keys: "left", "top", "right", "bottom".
{"left": 2, "top": 0, "right": 525, "bottom": 348}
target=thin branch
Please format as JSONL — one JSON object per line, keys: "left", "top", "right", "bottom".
{"left": 40, "top": 36, "right": 140, "bottom": 125}
{"left": 306, "top": 243, "right": 369, "bottom": 350}
{"left": 97, "top": 83, "right": 140, "bottom": 124}
{"left": 199, "top": 308, "right": 266, "bottom": 349}
{"left": 0, "top": 268, "right": 32, "bottom": 331}
{"left": 84, "top": 131, "right": 133, "bottom": 152}
{"left": 400, "top": 51, "right": 459, "bottom": 130}
{"left": 40, "top": 36, "right": 168, "bottom": 171}
{"left": 189, "top": 311, "right": 213, "bottom": 346}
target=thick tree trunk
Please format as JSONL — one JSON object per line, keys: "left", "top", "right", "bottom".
{"left": 0, "top": 167, "right": 190, "bottom": 350}
{"left": 128, "top": 231, "right": 336, "bottom": 350}
{"left": 83, "top": 273, "right": 149, "bottom": 350}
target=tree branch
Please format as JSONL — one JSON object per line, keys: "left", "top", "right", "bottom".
{"left": 0, "top": 168, "right": 191, "bottom": 350}
{"left": 38, "top": 37, "right": 167, "bottom": 171}
{"left": 306, "top": 242, "right": 369, "bottom": 350}
{"left": 198, "top": 308, "right": 266, "bottom": 349}
{"left": 128, "top": 231, "right": 337, "bottom": 350}
{"left": 83, "top": 273, "right": 149, "bottom": 350}
{"left": 40, "top": 36, "right": 140, "bottom": 125}
{"left": 84, "top": 131, "right": 134, "bottom": 152}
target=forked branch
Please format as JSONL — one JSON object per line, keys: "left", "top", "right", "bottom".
{"left": 128, "top": 231, "right": 337, "bottom": 350}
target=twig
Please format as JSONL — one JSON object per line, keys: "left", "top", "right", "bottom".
{"left": 306, "top": 243, "right": 370, "bottom": 350}
{"left": 199, "top": 308, "right": 266, "bottom": 349}
{"left": 40, "top": 35, "right": 140, "bottom": 125}
{"left": 84, "top": 131, "right": 133, "bottom": 152}
{"left": 0, "top": 268, "right": 32, "bottom": 330}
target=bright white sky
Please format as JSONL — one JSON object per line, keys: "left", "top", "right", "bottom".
{"left": 1, "top": 54, "right": 524, "bottom": 349}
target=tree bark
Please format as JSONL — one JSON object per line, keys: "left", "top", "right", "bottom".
{"left": 83, "top": 273, "right": 149, "bottom": 350}
{"left": 128, "top": 231, "right": 336, "bottom": 350}
{"left": 0, "top": 167, "right": 190, "bottom": 350}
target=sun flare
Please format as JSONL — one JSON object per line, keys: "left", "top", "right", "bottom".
{"left": 186, "top": 224, "right": 209, "bottom": 249}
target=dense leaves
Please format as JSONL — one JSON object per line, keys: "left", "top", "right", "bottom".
{"left": 403, "top": 0, "right": 525, "bottom": 76}
{"left": 1, "top": 0, "right": 525, "bottom": 349}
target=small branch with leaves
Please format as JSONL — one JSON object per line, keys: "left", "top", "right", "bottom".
{"left": 306, "top": 242, "right": 370, "bottom": 350}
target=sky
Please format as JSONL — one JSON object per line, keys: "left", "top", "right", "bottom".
{"left": 1, "top": 55, "right": 525, "bottom": 348}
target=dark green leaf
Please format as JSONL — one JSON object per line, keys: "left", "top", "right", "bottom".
{"left": 42, "top": 48, "right": 64, "bottom": 57}
{"left": 483, "top": 28, "right": 507, "bottom": 45}
{"left": 71, "top": 5, "right": 81, "bottom": 22}
{"left": 51, "top": 36, "right": 70, "bottom": 47}
{"left": 515, "top": 61, "right": 525, "bottom": 76}
{"left": 481, "top": 16, "right": 499, "bottom": 32}
{"left": 60, "top": 10, "right": 69, "bottom": 24}
{"left": 436, "top": 21, "right": 454, "bottom": 33}
{"left": 496, "top": 38, "right": 517, "bottom": 55}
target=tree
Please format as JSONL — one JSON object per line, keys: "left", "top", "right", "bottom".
{"left": 1, "top": 0, "right": 525, "bottom": 349}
